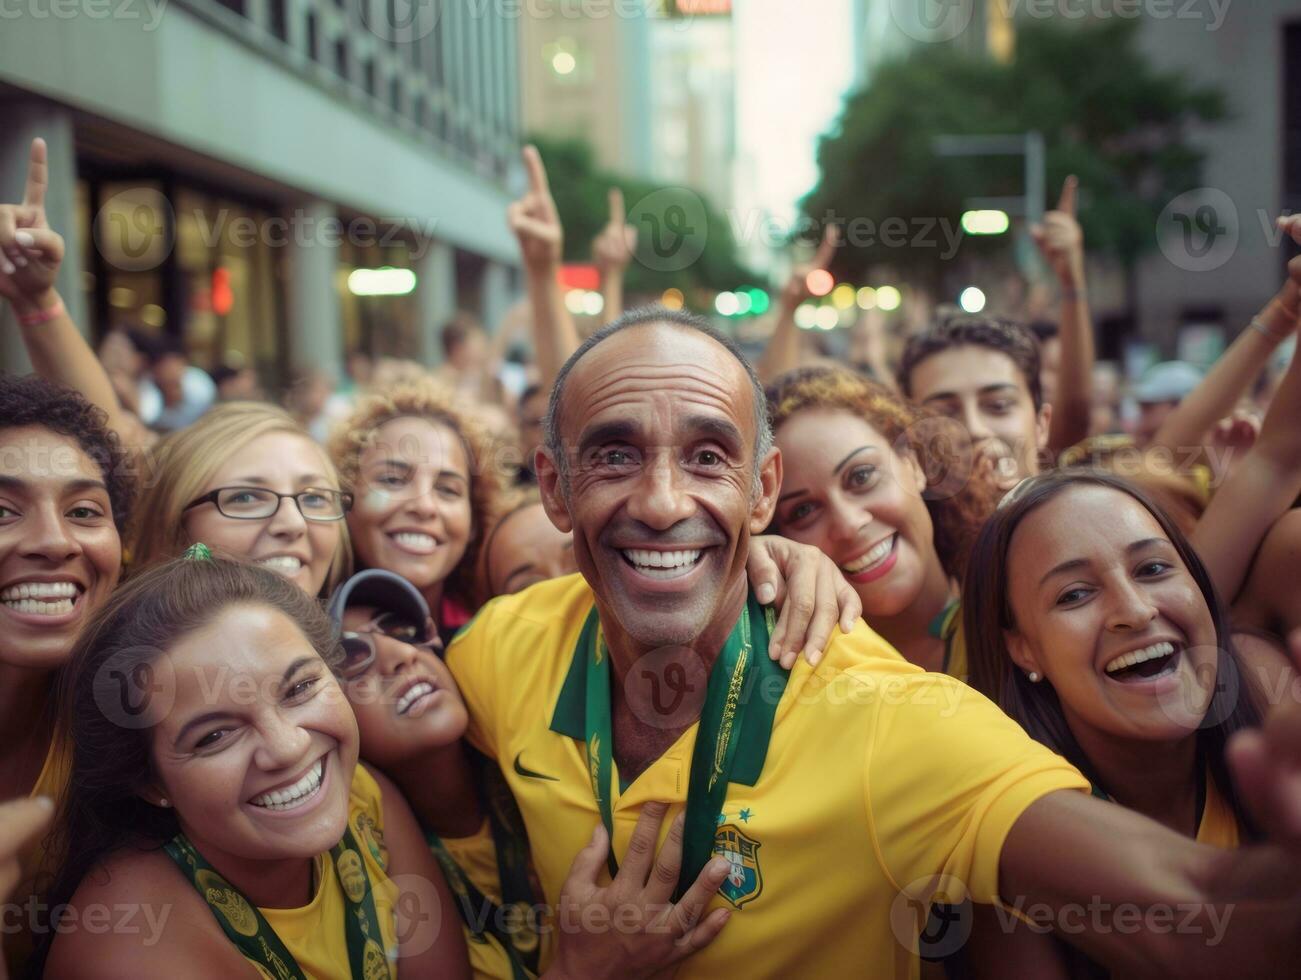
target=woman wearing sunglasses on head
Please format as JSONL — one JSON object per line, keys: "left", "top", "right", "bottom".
{"left": 329, "top": 568, "right": 544, "bottom": 979}
{"left": 131, "top": 402, "right": 353, "bottom": 597}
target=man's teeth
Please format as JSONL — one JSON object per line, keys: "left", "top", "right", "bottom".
{"left": 250, "top": 759, "right": 325, "bottom": 811}
{"left": 623, "top": 549, "right": 702, "bottom": 572}
{"left": 842, "top": 536, "right": 894, "bottom": 574}
{"left": 1, "top": 581, "right": 79, "bottom": 615}
{"left": 396, "top": 682, "right": 435, "bottom": 715}
{"left": 393, "top": 532, "right": 437, "bottom": 552}
{"left": 257, "top": 556, "right": 303, "bottom": 575}
{"left": 1105, "top": 641, "right": 1176, "bottom": 675}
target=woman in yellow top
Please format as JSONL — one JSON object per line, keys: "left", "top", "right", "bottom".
{"left": 961, "top": 472, "right": 1266, "bottom": 976}
{"left": 39, "top": 555, "right": 467, "bottom": 979}
{"left": 766, "top": 367, "right": 1000, "bottom": 677}
{"left": 0, "top": 376, "right": 132, "bottom": 974}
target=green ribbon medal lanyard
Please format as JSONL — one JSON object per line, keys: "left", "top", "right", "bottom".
{"left": 165, "top": 825, "right": 394, "bottom": 980}
{"left": 425, "top": 807, "right": 537, "bottom": 980}
{"left": 583, "top": 594, "right": 785, "bottom": 900}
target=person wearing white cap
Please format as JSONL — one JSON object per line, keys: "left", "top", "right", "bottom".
{"left": 1134, "top": 360, "right": 1205, "bottom": 447}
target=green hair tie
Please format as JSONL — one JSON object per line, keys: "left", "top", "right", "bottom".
{"left": 182, "top": 542, "right": 214, "bottom": 562}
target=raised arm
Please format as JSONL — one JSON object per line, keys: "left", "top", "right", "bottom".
{"left": 1151, "top": 217, "right": 1301, "bottom": 456}
{"left": 0, "top": 138, "right": 152, "bottom": 452}
{"left": 1189, "top": 232, "right": 1301, "bottom": 603}
{"left": 757, "top": 225, "right": 838, "bottom": 383}
{"left": 593, "top": 187, "right": 636, "bottom": 327}
{"left": 1033, "top": 177, "right": 1095, "bottom": 454}
{"left": 507, "top": 145, "right": 580, "bottom": 392}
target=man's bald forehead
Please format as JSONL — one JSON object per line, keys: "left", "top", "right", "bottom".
{"left": 555, "top": 320, "right": 751, "bottom": 434}
{"left": 543, "top": 305, "right": 773, "bottom": 474}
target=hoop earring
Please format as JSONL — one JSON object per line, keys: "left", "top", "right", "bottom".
{"left": 1027, "top": 672, "right": 1041, "bottom": 683}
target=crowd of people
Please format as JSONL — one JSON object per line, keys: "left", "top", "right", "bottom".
{"left": 3, "top": 130, "right": 1301, "bottom": 979}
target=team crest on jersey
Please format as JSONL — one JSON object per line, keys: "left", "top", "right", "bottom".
{"left": 713, "top": 825, "right": 762, "bottom": 908}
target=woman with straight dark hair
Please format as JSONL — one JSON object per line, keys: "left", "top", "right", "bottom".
{"left": 959, "top": 470, "right": 1264, "bottom": 977}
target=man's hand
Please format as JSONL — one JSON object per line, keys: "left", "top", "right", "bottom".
{"left": 508, "top": 145, "right": 564, "bottom": 273}
{"left": 746, "top": 535, "right": 862, "bottom": 669}
{"left": 779, "top": 225, "right": 838, "bottom": 311}
{"left": 0, "top": 138, "right": 64, "bottom": 314}
{"left": 548, "top": 803, "right": 731, "bottom": 980}
{"left": 593, "top": 188, "right": 637, "bottom": 273}
{"left": 1031, "top": 176, "right": 1084, "bottom": 289}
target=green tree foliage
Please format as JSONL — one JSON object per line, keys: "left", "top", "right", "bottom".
{"left": 801, "top": 19, "right": 1227, "bottom": 296}
{"left": 527, "top": 134, "right": 758, "bottom": 296}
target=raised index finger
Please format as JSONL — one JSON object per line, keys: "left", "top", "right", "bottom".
{"left": 813, "top": 224, "right": 839, "bottom": 270}
{"left": 1056, "top": 175, "right": 1078, "bottom": 217}
{"left": 522, "top": 144, "right": 550, "bottom": 197}
{"left": 608, "top": 187, "right": 626, "bottom": 227}
{"left": 23, "top": 138, "right": 48, "bottom": 211}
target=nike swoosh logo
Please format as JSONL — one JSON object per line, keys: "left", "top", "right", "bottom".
{"left": 514, "top": 752, "right": 558, "bottom": 782}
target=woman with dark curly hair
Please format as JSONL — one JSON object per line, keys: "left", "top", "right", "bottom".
{"left": 0, "top": 373, "right": 134, "bottom": 972}
{"left": 767, "top": 366, "right": 1000, "bottom": 675}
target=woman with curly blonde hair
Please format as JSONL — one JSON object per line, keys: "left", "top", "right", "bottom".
{"left": 328, "top": 379, "right": 512, "bottom": 643}
{"left": 130, "top": 402, "right": 353, "bottom": 597}
{"left": 767, "top": 366, "right": 1001, "bottom": 676}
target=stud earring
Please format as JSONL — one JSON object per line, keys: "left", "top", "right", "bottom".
{"left": 158, "top": 798, "right": 171, "bottom": 808}
{"left": 1027, "top": 671, "right": 1041, "bottom": 683}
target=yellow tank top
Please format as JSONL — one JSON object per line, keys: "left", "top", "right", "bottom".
{"left": 441, "top": 821, "right": 538, "bottom": 979}
{"left": 254, "top": 765, "right": 401, "bottom": 980}
{"left": 1196, "top": 773, "right": 1240, "bottom": 848}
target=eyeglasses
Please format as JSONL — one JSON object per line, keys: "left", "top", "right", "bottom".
{"left": 184, "top": 486, "right": 353, "bottom": 522}
{"left": 338, "top": 612, "right": 442, "bottom": 679}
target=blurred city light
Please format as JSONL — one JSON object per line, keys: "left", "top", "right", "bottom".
{"left": 551, "top": 51, "right": 577, "bottom": 76}
{"left": 805, "top": 269, "right": 834, "bottom": 297}
{"left": 794, "top": 304, "right": 817, "bottom": 329}
{"left": 565, "top": 290, "right": 588, "bottom": 314}
{"left": 876, "top": 285, "right": 902, "bottom": 311}
{"left": 347, "top": 268, "right": 418, "bottom": 296}
{"left": 661, "top": 288, "right": 685, "bottom": 310}
{"left": 815, "top": 306, "right": 839, "bottom": 330}
{"left": 831, "top": 283, "right": 856, "bottom": 310}
{"left": 734, "top": 290, "right": 753, "bottom": 315}
{"left": 960, "top": 209, "right": 1011, "bottom": 236}
{"left": 715, "top": 291, "right": 740, "bottom": 316}
{"left": 959, "top": 286, "right": 987, "bottom": 313}
{"left": 747, "top": 288, "right": 771, "bottom": 315}
{"left": 582, "top": 291, "right": 605, "bottom": 316}
{"left": 856, "top": 286, "right": 878, "bottom": 311}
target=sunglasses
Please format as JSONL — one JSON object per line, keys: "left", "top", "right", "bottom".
{"left": 338, "top": 611, "right": 442, "bottom": 679}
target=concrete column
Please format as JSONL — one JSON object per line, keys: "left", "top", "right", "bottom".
{"left": 417, "top": 240, "right": 456, "bottom": 367}
{"left": 479, "top": 259, "right": 514, "bottom": 337}
{"left": 286, "top": 200, "right": 343, "bottom": 379}
{"left": 0, "top": 102, "right": 84, "bottom": 375}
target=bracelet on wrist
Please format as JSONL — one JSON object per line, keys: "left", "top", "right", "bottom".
{"left": 1250, "top": 317, "right": 1289, "bottom": 343}
{"left": 17, "top": 295, "right": 65, "bottom": 327}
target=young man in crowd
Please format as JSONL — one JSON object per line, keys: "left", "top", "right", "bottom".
{"left": 448, "top": 306, "right": 1301, "bottom": 980}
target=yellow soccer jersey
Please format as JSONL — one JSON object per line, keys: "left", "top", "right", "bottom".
{"left": 447, "top": 574, "right": 1089, "bottom": 979}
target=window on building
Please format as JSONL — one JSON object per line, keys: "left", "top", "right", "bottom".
{"left": 268, "top": 0, "right": 288, "bottom": 42}
{"left": 1285, "top": 21, "right": 1301, "bottom": 216}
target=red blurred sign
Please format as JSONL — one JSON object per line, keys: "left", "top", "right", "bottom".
{"left": 212, "top": 267, "right": 234, "bottom": 316}
{"left": 559, "top": 264, "right": 601, "bottom": 291}
{"left": 672, "top": 0, "right": 731, "bottom": 14}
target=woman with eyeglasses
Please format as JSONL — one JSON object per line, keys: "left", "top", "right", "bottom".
{"left": 130, "top": 402, "right": 353, "bottom": 597}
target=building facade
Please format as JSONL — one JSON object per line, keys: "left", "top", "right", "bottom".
{"left": 0, "top": 0, "right": 523, "bottom": 383}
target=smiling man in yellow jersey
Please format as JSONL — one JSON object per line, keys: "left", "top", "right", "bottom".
{"left": 448, "top": 307, "right": 1301, "bottom": 979}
